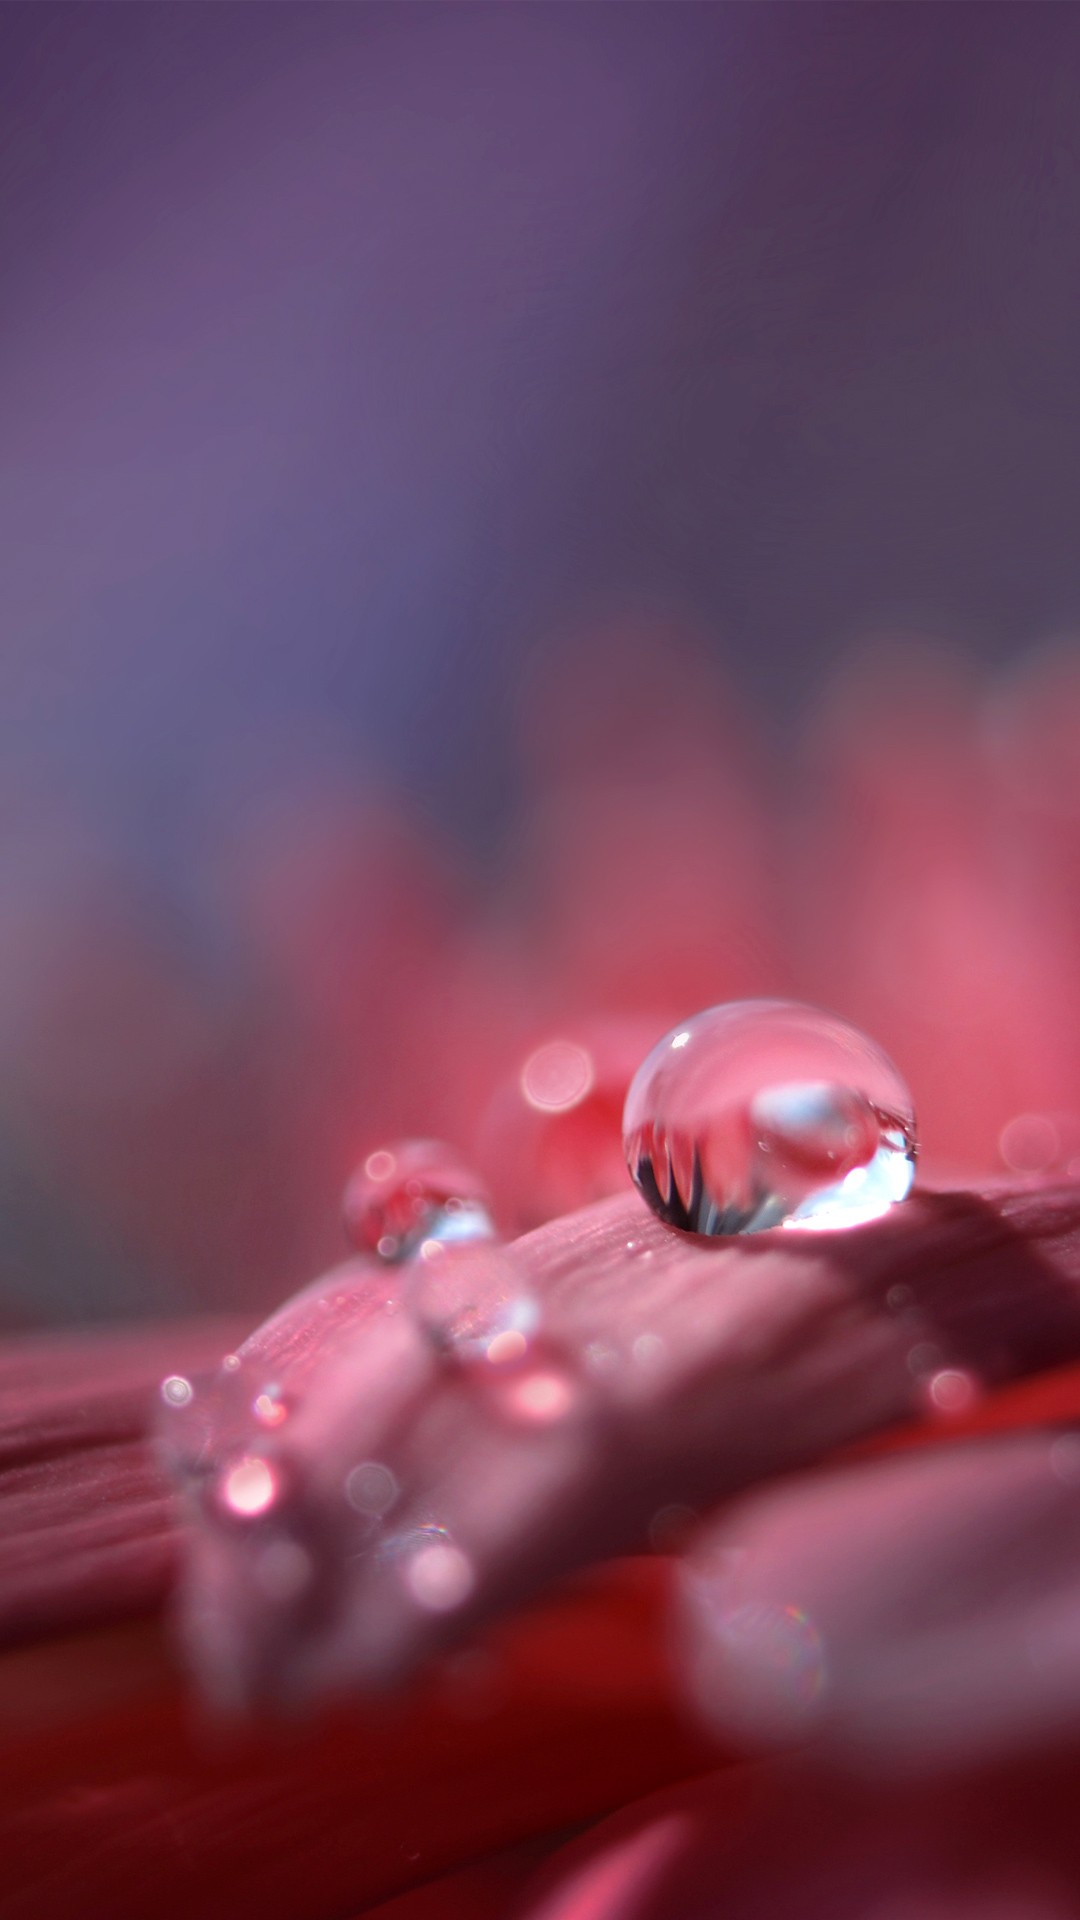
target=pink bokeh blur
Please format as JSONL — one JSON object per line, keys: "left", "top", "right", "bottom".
{"left": 5, "top": 618, "right": 1080, "bottom": 1323}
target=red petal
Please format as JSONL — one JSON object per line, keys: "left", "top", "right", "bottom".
{"left": 0, "top": 1563, "right": 716, "bottom": 1920}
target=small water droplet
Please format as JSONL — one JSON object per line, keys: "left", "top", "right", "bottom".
{"left": 160, "top": 1374, "right": 194, "bottom": 1408}
{"left": 410, "top": 1240, "right": 538, "bottom": 1359}
{"left": 623, "top": 1000, "right": 916, "bottom": 1235}
{"left": 343, "top": 1139, "right": 494, "bottom": 1260}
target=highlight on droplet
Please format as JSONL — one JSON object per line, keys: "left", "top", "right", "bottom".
{"left": 220, "top": 1455, "right": 279, "bottom": 1518}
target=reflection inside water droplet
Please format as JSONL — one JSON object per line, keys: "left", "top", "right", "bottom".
{"left": 624, "top": 1000, "right": 917, "bottom": 1236}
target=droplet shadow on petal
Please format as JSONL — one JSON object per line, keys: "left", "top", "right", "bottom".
{"left": 822, "top": 1184, "right": 1080, "bottom": 1391}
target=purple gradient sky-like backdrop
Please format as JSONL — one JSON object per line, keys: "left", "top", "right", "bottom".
{"left": 2, "top": 4, "right": 1079, "bottom": 848}
{"left": 4, "top": 2, "right": 1080, "bottom": 1323}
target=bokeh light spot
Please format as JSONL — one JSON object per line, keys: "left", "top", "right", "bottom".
{"left": 504, "top": 1366, "right": 575, "bottom": 1424}
{"left": 345, "top": 1460, "right": 399, "bottom": 1515}
{"left": 521, "top": 1040, "right": 594, "bottom": 1112}
{"left": 405, "top": 1541, "right": 475, "bottom": 1612}
{"left": 926, "top": 1367, "right": 979, "bottom": 1415}
{"left": 1000, "top": 1113, "right": 1061, "bottom": 1173}
{"left": 221, "top": 1456, "right": 278, "bottom": 1518}
{"left": 253, "top": 1390, "right": 288, "bottom": 1427}
{"left": 484, "top": 1327, "right": 529, "bottom": 1366}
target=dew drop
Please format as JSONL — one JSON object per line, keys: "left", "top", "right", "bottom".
{"left": 160, "top": 1374, "right": 194, "bottom": 1409}
{"left": 623, "top": 999, "right": 917, "bottom": 1236}
{"left": 409, "top": 1239, "right": 539, "bottom": 1360}
{"left": 342, "top": 1139, "right": 494, "bottom": 1260}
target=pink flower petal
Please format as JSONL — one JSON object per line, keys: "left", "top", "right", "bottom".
{"left": 176, "top": 1178, "right": 1080, "bottom": 1704}
{"left": 0, "top": 1317, "right": 247, "bottom": 1642}
{"left": 680, "top": 1429, "right": 1080, "bottom": 1771}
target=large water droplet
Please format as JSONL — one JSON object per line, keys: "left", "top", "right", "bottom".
{"left": 343, "top": 1139, "right": 494, "bottom": 1260}
{"left": 623, "top": 999, "right": 916, "bottom": 1235}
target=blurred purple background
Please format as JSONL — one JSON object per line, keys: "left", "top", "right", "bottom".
{"left": 4, "top": 2, "right": 1080, "bottom": 1323}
